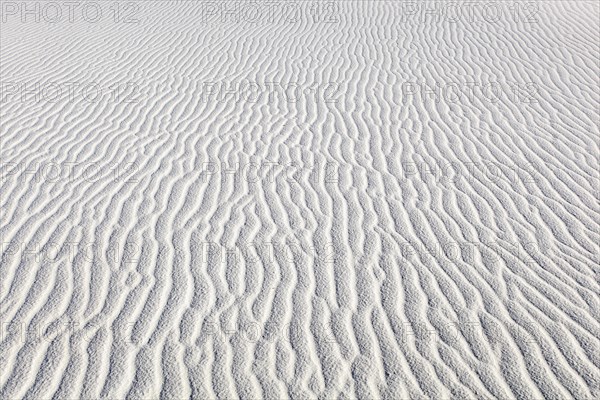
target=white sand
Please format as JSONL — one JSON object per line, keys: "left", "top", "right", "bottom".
{"left": 1, "top": 1, "right": 599, "bottom": 399}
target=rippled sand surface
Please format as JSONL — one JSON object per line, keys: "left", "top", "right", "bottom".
{"left": 1, "top": 1, "right": 599, "bottom": 399}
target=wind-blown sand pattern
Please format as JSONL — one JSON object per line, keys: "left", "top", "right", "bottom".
{"left": 0, "top": 1, "right": 599, "bottom": 399}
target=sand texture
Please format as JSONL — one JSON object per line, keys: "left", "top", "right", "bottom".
{"left": 1, "top": 1, "right": 599, "bottom": 399}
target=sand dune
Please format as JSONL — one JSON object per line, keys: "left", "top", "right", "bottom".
{"left": 1, "top": 1, "right": 599, "bottom": 399}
